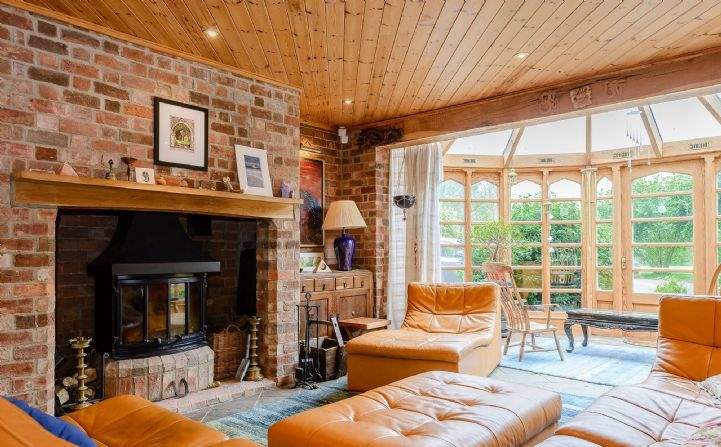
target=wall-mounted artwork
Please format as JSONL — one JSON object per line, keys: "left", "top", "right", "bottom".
{"left": 300, "top": 156, "right": 324, "bottom": 247}
{"left": 154, "top": 97, "right": 208, "bottom": 171}
{"left": 235, "top": 145, "right": 273, "bottom": 196}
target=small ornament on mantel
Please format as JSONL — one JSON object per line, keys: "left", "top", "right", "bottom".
{"left": 155, "top": 176, "right": 167, "bottom": 185}
{"left": 58, "top": 162, "right": 78, "bottom": 177}
{"left": 313, "top": 259, "right": 332, "bottom": 273}
{"left": 280, "top": 181, "right": 294, "bottom": 198}
{"left": 223, "top": 176, "right": 245, "bottom": 193}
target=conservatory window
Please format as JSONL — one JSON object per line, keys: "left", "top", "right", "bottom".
{"left": 596, "top": 177, "right": 613, "bottom": 291}
{"left": 510, "top": 179, "right": 542, "bottom": 304}
{"left": 446, "top": 129, "right": 513, "bottom": 156}
{"left": 470, "top": 180, "right": 499, "bottom": 281}
{"left": 631, "top": 172, "right": 694, "bottom": 294}
{"left": 439, "top": 179, "right": 465, "bottom": 283}
{"left": 516, "top": 117, "right": 586, "bottom": 155}
{"left": 649, "top": 97, "right": 721, "bottom": 142}
{"left": 592, "top": 108, "right": 650, "bottom": 151}
{"left": 548, "top": 179, "right": 583, "bottom": 309}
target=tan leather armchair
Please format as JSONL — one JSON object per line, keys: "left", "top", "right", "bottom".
{"left": 539, "top": 295, "right": 721, "bottom": 446}
{"left": 346, "top": 282, "right": 501, "bottom": 391}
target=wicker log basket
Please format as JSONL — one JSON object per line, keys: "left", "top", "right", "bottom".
{"left": 208, "top": 323, "right": 246, "bottom": 380}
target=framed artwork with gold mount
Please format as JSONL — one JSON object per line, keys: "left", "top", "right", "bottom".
{"left": 153, "top": 97, "right": 209, "bottom": 171}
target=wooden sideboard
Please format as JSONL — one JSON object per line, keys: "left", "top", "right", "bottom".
{"left": 299, "top": 269, "right": 374, "bottom": 337}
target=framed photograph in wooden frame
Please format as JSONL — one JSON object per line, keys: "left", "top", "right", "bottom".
{"left": 153, "top": 97, "right": 208, "bottom": 171}
{"left": 300, "top": 156, "right": 324, "bottom": 247}
{"left": 235, "top": 144, "right": 273, "bottom": 197}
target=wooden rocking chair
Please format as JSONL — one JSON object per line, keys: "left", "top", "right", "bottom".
{"left": 483, "top": 262, "right": 565, "bottom": 361}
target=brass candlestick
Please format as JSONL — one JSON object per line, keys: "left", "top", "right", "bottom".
{"left": 69, "top": 337, "right": 92, "bottom": 410}
{"left": 245, "top": 316, "right": 264, "bottom": 381}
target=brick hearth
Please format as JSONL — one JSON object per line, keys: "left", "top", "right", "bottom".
{"left": 0, "top": 4, "right": 303, "bottom": 411}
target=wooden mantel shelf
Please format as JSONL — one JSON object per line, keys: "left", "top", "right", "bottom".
{"left": 11, "top": 171, "right": 302, "bottom": 220}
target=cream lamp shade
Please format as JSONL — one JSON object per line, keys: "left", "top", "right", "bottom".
{"left": 322, "top": 200, "right": 367, "bottom": 230}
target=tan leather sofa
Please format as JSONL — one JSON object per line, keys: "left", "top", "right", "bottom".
{"left": 346, "top": 282, "right": 501, "bottom": 391}
{"left": 0, "top": 394, "right": 257, "bottom": 447}
{"left": 539, "top": 295, "right": 721, "bottom": 446}
{"left": 269, "top": 370, "right": 562, "bottom": 447}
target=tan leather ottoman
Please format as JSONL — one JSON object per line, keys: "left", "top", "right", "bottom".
{"left": 268, "top": 371, "right": 562, "bottom": 447}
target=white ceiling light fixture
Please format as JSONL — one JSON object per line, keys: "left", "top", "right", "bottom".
{"left": 515, "top": 52, "right": 529, "bottom": 59}
{"left": 344, "top": 99, "right": 353, "bottom": 104}
{"left": 204, "top": 27, "right": 220, "bottom": 38}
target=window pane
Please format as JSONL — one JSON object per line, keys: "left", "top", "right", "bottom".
{"left": 597, "top": 247, "right": 612, "bottom": 267}
{"left": 511, "top": 180, "right": 541, "bottom": 199}
{"left": 633, "top": 221, "right": 692, "bottom": 243}
{"left": 441, "top": 224, "right": 464, "bottom": 243}
{"left": 597, "top": 269, "right": 613, "bottom": 290}
{"left": 446, "top": 129, "right": 513, "bottom": 156}
{"left": 512, "top": 247, "right": 542, "bottom": 265}
{"left": 471, "top": 202, "right": 498, "bottom": 221}
{"left": 517, "top": 116, "right": 585, "bottom": 154}
{"left": 550, "top": 224, "right": 581, "bottom": 243}
{"left": 188, "top": 282, "right": 201, "bottom": 333}
{"left": 471, "top": 180, "right": 498, "bottom": 199}
{"left": 121, "top": 285, "right": 144, "bottom": 344}
{"left": 442, "top": 270, "right": 465, "bottom": 283}
{"left": 549, "top": 179, "right": 581, "bottom": 198}
{"left": 596, "top": 199, "right": 612, "bottom": 220}
{"left": 550, "top": 201, "right": 580, "bottom": 220}
{"left": 512, "top": 224, "right": 541, "bottom": 243}
{"left": 522, "top": 292, "right": 542, "bottom": 305}
{"left": 592, "top": 108, "right": 649, "bottom": 151}
{"left": 550, "top": 247, "right": 582, "bottom": 266}
{"left": 472, "top": 270, "right": 487, "bottom": 282}
{"left": 597, "top": 223, "right": 612, "bottom": 243}
{"left": 551, "top": 293, "right": 581, "bottom": 309}
{"left": 633, "top": 271, "right": 693, "bottom": 294}
{"left": 169, "top": 282, "right": 186, "bottom": 337}
{"left": 632, "top": 172, "right": 692, "bottom": 194}
{"left": 649, "top": 97, "right": 721, "bottom": 143}
{"left": 471, "top": 247, "right": 492, "bottom": 266}
{"left": 441, "top": 246, "right": 464, "bottom": 268}
{"left": 148, "top": 283, "right": 169, "bottom": 340}
{"left": 513, "top": 268, "right": 541, "bottom": 289}
{"left": 633, "top": 247, "right": 693, "bottom": 268}
{"left": 632, "top": 195, "right": 692, "bottom": 218}
{"left": 597, "top": 177, "right": 613, "bottom": 196}
{"left": 551, "top": 270, "right": 581, "bottom": 289}
{"left": 439, "top": 179, "right": 464, "bottom": 199}
{"left": 440, "top": 201, "right": 464, "bottom": 221}
{"left": 511, "top": 202, "right": 541, "bottom": 221}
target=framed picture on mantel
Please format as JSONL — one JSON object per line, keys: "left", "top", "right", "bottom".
{"left": 154, "top": 97, "right": 208, "bottom": 171}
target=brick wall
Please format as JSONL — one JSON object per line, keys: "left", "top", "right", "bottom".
{"left": 0, "top": 4, "right": 300, "bottom": 410}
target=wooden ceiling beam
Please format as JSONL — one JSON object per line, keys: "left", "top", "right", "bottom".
{"left": 639, "top": 106, "right": 663, "bottom": 158}
{"left": 503, "top": 127, "right": 524, "bottom": 168}
{"left": 699, "top": 95, "right": 721, "bottom": 126}
{"left": 353, "top": 48, "right": 721, "bottom": 146}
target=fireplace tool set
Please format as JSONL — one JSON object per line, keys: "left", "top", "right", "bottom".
{"left": 295, "top": 292, "right": 322, "bottom": 389}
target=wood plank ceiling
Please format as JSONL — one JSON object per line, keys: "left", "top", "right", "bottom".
{"left": 17, "top": 0, "right": 721, "bottom": 128}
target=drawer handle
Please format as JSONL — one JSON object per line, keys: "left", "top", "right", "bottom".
{"left": 351, "top": 311, "right": 356, "bottom": 316}
{"left": 360, "top": 281, "right": 364, "bottom": 287}
{"left": 302, "top": 286, "right": 306, "bottom": 292}
{"left": 343, "top": 282, "right": 347, "bottom": 288}
{"left": 322, "top": 284, "right": 326, "bottom": 290}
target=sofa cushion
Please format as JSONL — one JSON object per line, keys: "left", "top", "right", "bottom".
{"left": 64, "top": 395, "right": 229, "bottom": 447}
{"left": 346, "top": 328, "right": 492, "bottom": 363}
{"left": 550, "top": 381, "right": 721, "bottom": 446}
{"left": 269, "top": 371, "right": 561, "bottom": 447}
{"left": 6, "top": 397, "right": 95, "bottom": 447}
{"left": 403, "top": 282, "right": 498, "bottom": 333}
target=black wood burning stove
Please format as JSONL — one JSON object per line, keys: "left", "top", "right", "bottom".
{"left": 90, "top": 212, "right": 220, "bottom": 359}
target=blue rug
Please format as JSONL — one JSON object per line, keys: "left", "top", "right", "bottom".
{"left": 500, "top": 337, "right": 656, "bottom": 386}
{"left": 207, "top": 377, "right": 594, "bottom": 446}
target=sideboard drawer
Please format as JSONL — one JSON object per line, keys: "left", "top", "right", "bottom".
{"left": 300, "top": 279, "right": 315, "bottom": 294}
{"left": 335, "top": 276, "right": 354, "bottom": 290}
{"left": 353, "top": 275, "right": 369, "bottom": 289}
{"left": 315, "top": 278, "right": 335, "bottom": 292}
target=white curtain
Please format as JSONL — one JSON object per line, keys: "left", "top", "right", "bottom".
{"left": 387, "top": 142, "right": 443, "bottom": 328}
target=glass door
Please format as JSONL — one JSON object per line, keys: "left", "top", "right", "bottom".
{"left": 621, "top": 161, "right": 703, "bottom": 312}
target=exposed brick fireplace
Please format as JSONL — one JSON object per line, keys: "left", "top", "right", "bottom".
{"left": 0, "top": 4, "right": 302, "bottom": 411}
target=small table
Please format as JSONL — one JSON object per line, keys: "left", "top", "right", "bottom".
{"left": 339, "top": 317, "right": 390, "bottom": 340}
{"left": 564, "top": 308, "right": 658, "bottom": 352}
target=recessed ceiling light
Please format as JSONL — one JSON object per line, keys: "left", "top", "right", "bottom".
{"left": 343, "top": 99, "right": 353, "bottom": 104}
{"left": 515, "top": 52, "right": 529, "bottom": 59}
{"left": 204, "top": 27, "right": 220, "bottom": 38}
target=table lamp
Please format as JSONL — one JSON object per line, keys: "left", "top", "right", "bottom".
{"left": 322, "top": 200, "right": 367, "bottom": 271}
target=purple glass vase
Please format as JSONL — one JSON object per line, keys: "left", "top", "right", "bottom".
{"left": 334, "top": 232, "right": 356, "bottom": 271}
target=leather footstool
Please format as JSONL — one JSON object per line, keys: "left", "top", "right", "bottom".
{"left": 268, "top": 371, "right": 562, "bottom": 447}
